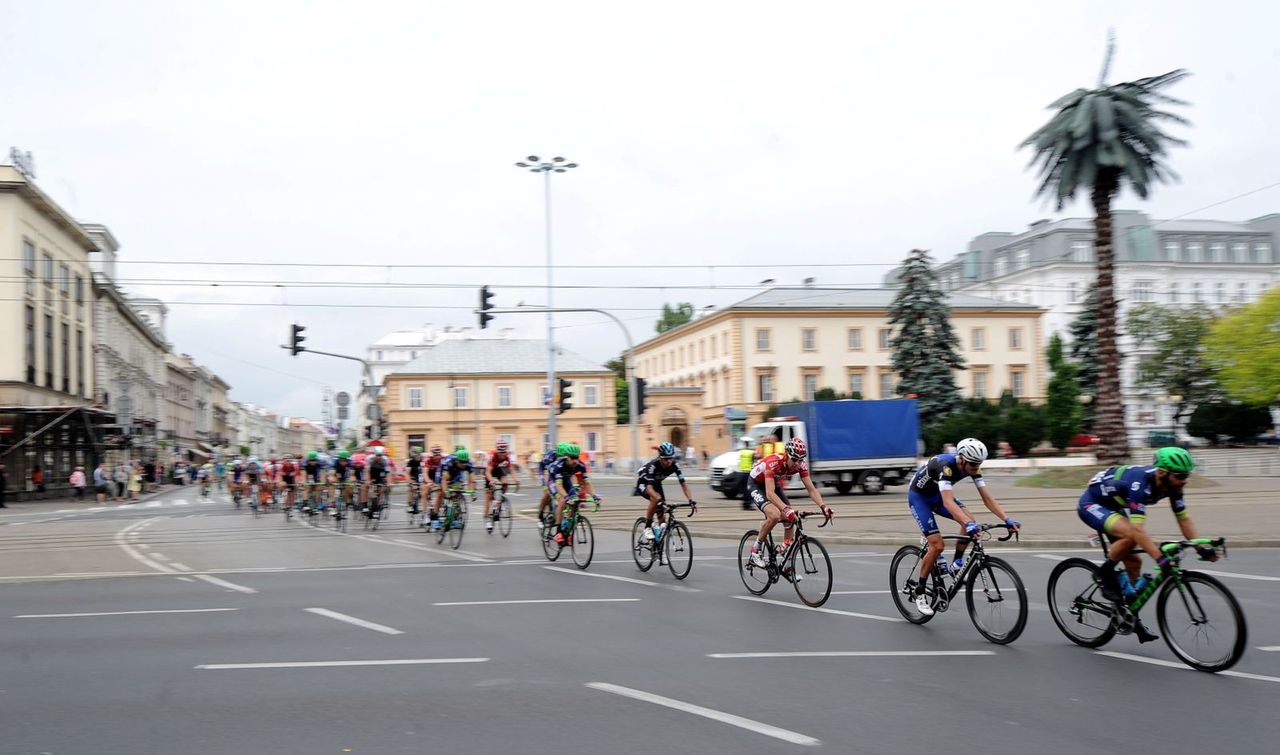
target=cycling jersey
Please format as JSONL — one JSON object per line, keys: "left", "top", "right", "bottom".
{"left": 487, "top": 452, "right": 512, "bottom": 477}
{"left": 748, "top": 453, "right": 809, "bottom": 486}
{"left": 909, "top": 453, "right": 985, "bottom": 497}
{"left": 232, "top": 464, "right": 245, "bottom": 481}
{"left": 368, "top": 456, "right": 389, "bottom": 484}
{"left": 436, "top": 457, "right": 473, "bottom": 485}
{"left": 545, "top": 457, "right": 588, "bottom": 497}
{"left": 538, "top": 450, "right": 559, "bottom": 475}
{"left": 303, "top": 460, "right": 324, "bottom": 483}
{"left": 425, "top": 455, "right": 443, "bottom": 478}
{"left": 1078, "top": 465, "right": 1187, "bottom": 529}
{"left": 406, "top": 458, "right": 423, "bottom": 483}
{"left": 332, "top": 460, "right": 353, "bottom": 482}
{"left": 280, "top": 460, "right": 297, "bottom": 477}
{"left": 634, "top": 457, "right": 685, "bottom": 498}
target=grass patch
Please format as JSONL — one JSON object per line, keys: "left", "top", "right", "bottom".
{"left": 1016, "top": 466, "right": 1220, "bottom": 489}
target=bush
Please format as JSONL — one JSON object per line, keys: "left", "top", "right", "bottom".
{"left": 1186, "top": 402, "right": 1273, "bottom": 445}
{"left": 922, "top": 397, "right": 1044, "bottom": 457}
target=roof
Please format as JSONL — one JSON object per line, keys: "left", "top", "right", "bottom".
{"left": 392, "top": 339, "right": 608, "bottom": 376}
{"left": 0, "top": 165, "right": 99, "bottom": 252}
{"left": 371, "top": 329, "right": 436, "bottom": 347}
{"left": 729, "top": 287, "right": 1036, "bottom": 311}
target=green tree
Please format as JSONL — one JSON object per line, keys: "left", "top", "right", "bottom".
{"left": 1126, "top": 302, "right": 1220, "bottom": 428}
{"left": 655, "top": 302, "right": 695, "bottom": 334}
{"left": 605, "top": 356, "right": 628, "bottom": 424}
{"left": 1205, "top": 286, "right": 1280, "bottom": 406}
{"left": 888, "top": 249, "right": 965, "bottom": 421}
{"left": 1004, "top": 401, "right": 1046, "bottom": 457}
{"left": 813, "top": 387, "right": 859, "bottom": 402}
{"left": 1022, "top": 36, "right": 1190, "bottom": 464}
{"left": 1067, "top": 285, "right": 1100, "bottom": 429}
{"left": 1186, "top": 401, "right": 1273, "bottom": 445}
{"left": 1044, "top": 333, "right": 1083, "bottom": 451}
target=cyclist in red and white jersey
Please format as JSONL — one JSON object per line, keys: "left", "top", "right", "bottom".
{"left": 483, "top": 440, "right": 515, "bottom": 533}
{"left": 745, "top": 438, "right": 831, "bottom": 568}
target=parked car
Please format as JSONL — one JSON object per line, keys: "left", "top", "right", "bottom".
{"left": 1254, "top": 433, "right": 1280, "bottom": 446}
{"left": 1067, "top": 433, "right": 1099, "bottom": 448}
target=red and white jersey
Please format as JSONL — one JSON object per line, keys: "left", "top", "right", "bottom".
{"left": 261, "top": 463, "right": 279, "bottom": 481}
{"left": 749, "top": 453, "right": 809, "bottom": 485}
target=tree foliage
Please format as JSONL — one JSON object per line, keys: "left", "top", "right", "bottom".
{"left": 1126, "top": 302, "right": 1220, "bottom": 424}
{"left": 888, "top": 249, "right": 964, "bottom": 421}
{"left": 1044, "top": 333, "right": 1083, "bottom": 450}
{"left": 1186, "top": 402, "right": 1273, "bottom": 445}
{"left": 655, "top": 302, "right": 695, "bottom": 334}
{"left": 1205, "top": 286, "right": 1280, "bottom": 406}
{"left": 921, "top": 395, "right": 1044, "bottom": 458}
{"left": 605, "top": 356, "right": 629, "bottom": 424}
{"left": 1067, "top": 285, "right": 1100, "bottom": 429}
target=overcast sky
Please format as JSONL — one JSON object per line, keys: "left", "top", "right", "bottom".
{"left": 3, "top": 0, "right": 1278, "bottom": 421}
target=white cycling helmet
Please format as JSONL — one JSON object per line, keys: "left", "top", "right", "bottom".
{"left": 955, "top": 438, "right": 988, "bottom": 465}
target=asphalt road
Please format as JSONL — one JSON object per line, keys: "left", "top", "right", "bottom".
{"left": 2, "top": 484, "right": 1279, "bottom": 754}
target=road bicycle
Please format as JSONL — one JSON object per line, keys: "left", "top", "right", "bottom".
{"left": 435, "top": 485, "right": 472, "bottom": 550}
{"left": 488, "top": 483, "right": 514, "bottom": 538}
{"left": 542, "top": 494, "right": 598, "bottom": 569}
{"left": 406, "top": 483, "right": 424, "bottom": 527}
{"left": 363, "top": 483, "right": 390, "bottom": 531}
{"left": 632, "top": 500, "right": 696, "bottom": 580}
{"left": 1046, "top": 536, "right": 1246, "bottom": 672}
{"left": 889, "top": 523, "right": 1028, "bottom": 645}
{"left": 737, "top": 508, "right": 833, "bottom": 607}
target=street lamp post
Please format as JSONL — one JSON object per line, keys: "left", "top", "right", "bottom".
{"left": 515, "top": 156, "right": 578, "bottom": 449}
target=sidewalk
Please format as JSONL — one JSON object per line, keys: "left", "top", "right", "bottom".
{"left": 0, "top": 483, "right": 192, "bottom": 514}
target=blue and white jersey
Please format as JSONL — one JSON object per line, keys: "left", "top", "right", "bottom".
{"left": 909, "top": 453, "right": 985, "bottom": 498}
{"left": 1081, "top": 465, "right": 1187, "bottom": 525}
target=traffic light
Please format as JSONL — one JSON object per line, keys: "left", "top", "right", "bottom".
{"left": 557, "top": 377, "right": 573, "bottom": 415}
{"left": 635, "top": 377, "right": 648, "bottom": 418}
{"left": 378, "top": 416, "right": 389, "bottom": 439}
{"left": 478, "top": 285, "right": 495, "bottom": 329}
{"left": 289, "top": 324, "right": 307, "bottom": 356}
{"left": 365, "top": 425, "right": 374, "bottom": 440}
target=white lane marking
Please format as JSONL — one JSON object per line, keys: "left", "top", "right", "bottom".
{"left": 16, "top": 608, "right": 238, "bottom": 619}
{"left": 294, "top": 517, "right": 491, "bottom": 562}
{"left": 304, "top": 607, "right": 403, "bottom": 635}
{"left": 732, "top": 595, "right": 903, "bottom": 623}
{"left": 829, "top": 590, "right": 889, "bottom": 595}
{"left": 196, "top": 658, "right": 488, "bottom": 670}
{"left": 193, "top": 574, "right": 257, "bottom": 594}
{"left": 144, "top": 501, "right": 163, "bottom": 508}
{"left": 1096, "top": 651, "right": 1280, "bottom": 683}
{"left": 150, "top": 553, "right": 170, "bottom": 561}
{"left": 388, "top": 538, "right": 491, "bottom": 563}
{"left": 114, "top": 519, "right": 176, "bottom": 574}
{"left": 1034, "top": 554, "right": 1075, "bottom": 562}
{"left": 1257, "top": 646, "right": 1280, "bottom": 652}
{"left": 176, "top": 577, "right": 196, "bottom": 582}
{"left": 174, "top": 500, "right": 190, "bottom": 506}
{"left": 136, "top": 544, "right": 151, "bottom": 550}
{"left": 1198, "top": 569, "right": 1280, "bottom": 583}
{"left": 709, "top": 650, "right": 996, "bottom": 659}
{"left": 586, "top": 682, "right": 820, "bottom": 747}
{"left": 169, "top": 562, "right": 193, "bottom": 572}
{"left": 89, "top": 506, "right": 106, "bottom": 512}
{"left": 434, "top": 598, "right": 642, "bottom": 606}
{"left": 544, "top": 566, "right": 656, "bottom": 587}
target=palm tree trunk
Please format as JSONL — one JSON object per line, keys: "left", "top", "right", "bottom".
{"left": 1091, "top": 175, "right": 1130, "bottom": 464}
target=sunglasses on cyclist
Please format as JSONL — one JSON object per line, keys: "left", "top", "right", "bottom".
{"left": 1169, "top": 471, "right": 1190, "bottom": 481}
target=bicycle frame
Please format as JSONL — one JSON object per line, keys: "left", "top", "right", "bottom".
{"left": 1100, "top": 536, "right": 1227, "bottom": 613}
{"left": 758, "top": 510, "right": 830, "bottom": 574}
{"left": 921, "top": 526, "right": 1018, "bottom": 606}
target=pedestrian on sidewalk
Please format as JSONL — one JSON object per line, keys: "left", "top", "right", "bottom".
{"left": 31, "top": 465, "right": 45, "bottom": 500}
{"left": 93, "top": 462, "right": 109, "bottom": 503}
{"left": 70, "top": 466, "right": 86, "bottom": 500}
{"left": 128, "top": 463, "right": 143, "bottom": 500}
{"left": 0, "top": 462, "right": 8, "bottom": 508}
{"left": 144, "top": 460, "right": 156, "bottom": 493}
{"left": 114, "top": 463, "right": 128, "bottom": 501}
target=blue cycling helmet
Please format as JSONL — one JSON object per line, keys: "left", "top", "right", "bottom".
{"left": 657, "top": 442, "right": 677, "bottom": 458}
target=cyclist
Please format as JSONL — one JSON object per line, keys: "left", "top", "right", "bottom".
{"left": 279, "top": 454, "right": 298, "bottom": 512}
{"left": 230, "top": 457, "right": 245, "bottom": 502}
{"left": 302, "top": 451, "right": 326, "bottom": 512}
{"left": 635, "top": 442, "right": 696, "bottom": 543}
{"left": 1077, "top": 447, "right": 1216, "bottom": 637}
{"left": 746, "top": 438, "right": 832, "bottom": 572}
{"left": 547, "top": 443, "right": 598, "bottom": 547}
{"left": 197, "top": 461, "right": 214, "bottom": 497}
{"left": 906, "top": 438, "right": 1020, "bottom": 617}
{"left": 259, "top": 456, "right": 281, "bottom": 509}
{"left": 331, "top": 450, "right": 356, "bottom": 517}
{"left": 405, "top": 447, "right": 424, "bottom": 516}
{"left": 483, "top": 440, "right": 514, "bottom": 533}
{"left": 537, "top": 442, "right": 567, "bottom": 527}
{"left": 213, "top": 459, "right": 226, "bottom": 490}
{"left": 431, "top": 448, "right": 474, "bottom": 531}
{"left": 365, "top": 446, "right": 391, "bottom": 517}
{"left": 243, "top": 455, "right": 262, "bottom": 502}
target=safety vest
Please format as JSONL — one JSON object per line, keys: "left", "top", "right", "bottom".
{"left": 738, "top": 448, "right": 754, "bottom": 471}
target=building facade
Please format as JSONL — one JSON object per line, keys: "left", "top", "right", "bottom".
{"left": 162, "top": 354, "right": 197, "bottom": 462}
{"left": 926, "top": 211, "right": 1280, "bottom": 444}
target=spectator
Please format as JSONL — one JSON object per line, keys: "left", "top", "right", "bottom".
{"left": 605, "top": 452, "right": 615, "bottom": 475}
{"left": 70, "top": 466, "right": 87, "bottom": 500}
{"left": 0, "top": 462, "right": 8, "bottom": 508}
{"left": 144, "top": 460, "right": 156, "bottom": 492}
{"left": 114, "top": 462, "right": 128, "bottom": 501}
{"left": 701, "top": 448, "right": 710, "bottom": 469}
{"left": 31, "top": 464, "right": 45, "bottom": 500}
{"left": 93, "top": 462, "right": 109, "bottom": 503}
{"left": 128, "top": 463, "right": 143, "bottom": 500}
{"left": 685, "top": 445, "right": 696, "bottom": 467}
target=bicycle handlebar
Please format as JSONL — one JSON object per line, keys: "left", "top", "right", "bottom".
{"left": 1160, "top": 537, "right": 1227, "bottom": 560}
{"left": 797, "top": 509, "right": 833, "bottom": 528}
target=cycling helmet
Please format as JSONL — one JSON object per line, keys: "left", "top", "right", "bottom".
{"left": 1153, "top": 446, "right": 1194, "bottom": 474}
{"left": 306, "top": 451, "right": 318, "bottom": 461}
{"left": 430, "top": 445, "right": 442, "bottom": 455}
{"left": 657, "top": 442, "right": 677, "bottom": 458}
{"left": 955, "top": 438, "right": 988, "bottom": 465}
{"left": 337, "top": 450, "right": 351, "bottom": 460}
{"left": 454, "top": 448, "right": 470, "bottom": 462}
{"left": 248, "top": 455, "right": 258, "bottom": 463}
{"left": 495, "top": 440, "right": 509, "bottom": 452}
{"left": 563, "top": 443, "right": 581, "bottom": 458}
{"left": 373, "top": 446, "right": 385, "bottom": 456}
{"left": 784, "top": 438, "right": 807, "bottom": 460}
{"left": 555, "top": 441, "right": 569, "bottom": 456}
{"left": 411, "top": 446, "right": 422, "bottom": 455}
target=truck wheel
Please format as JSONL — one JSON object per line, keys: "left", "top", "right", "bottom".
{"left": 834, "top": 481, "right": 854, "bottom": 496}
{"left": 858, "top": 471, "right": 884, "bottom": 495}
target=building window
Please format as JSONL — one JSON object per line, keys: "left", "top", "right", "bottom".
{"left": 1071, "top": 240, "right": 1093, "bottom": 262}
{"left": 973, "top": 370, "right": 988, "bottom": 399}
{"left": 1167, "top": 283, "right": 1180, "bottom": 304}
{"left": 698, "top": 340, "right": 705, "bottom": 362}
{"left": 1130, "top": 280, "right": 1154, "bottom": 303}
{"left": 1192, "top": 282, "right": 1203, "bottom": 302}
{"left": 25, "top": 306, "right": 36, "bottom": 383}
{"left": 407, "top": 433, "right": 426, "bottom": 452}
{"left": 848, "top": 371, "right": 864, "bottom": 398}
{"left": 1254, "top": 242, "right": 1272, "bottom": 263}
{"left": 407, "top": 387, "right": 423, "bottom": 409}
{"left": 497, "top": 385, "right": 513, "bottom": 408}
{"left": 584, "top": 431, "right": 601, "bottom": 453}
{"left": 1235, "top": 282, "right": 1247, "bottom": 302}
{"left": 74, "top": 274, "right": 84, "bottom": 307}
{"left": 539, "top": 384, "right": 549, "bottom": 407}
{"left": 802, "top": 374, "right": 818, "bottom": 401}
{"left": 801, "top": 328, "right": 816, "bottom": 351}
{"left": 42, "top": 253, "right": 54, "bottom": 283}
{"left": 76, "top": 329, "right": 84, "bottom": 396}
{"left": 1209, "top": 242, "right": 1225, "bottom": 263}
{"left": 878, "top": 328, "right": 892, "bottom": 350}
{"left": 879, "top": 371, "right": 897, "bottom": 399}
{"left": 1010, "top": 369, "right": 1026, "bottom": 399}
{"left": 1015, "top": 248, "right": 1030, "bottom": 270}
{"left": 847, "top": 328, "right": 863, "bottom": 350}
{"left": 44, "top": 313, "right": 54, "bottom": 387}
{"left": 1008, "top": 327, "right": 1024, "bottom": 350}
{"left": 584, "top": 383, "right": 600, "bottom": 407}
{"left": 1187, "top": 242, "right": 1203, "bottom": 262}
{"left": 1231, "top": 242, "right": 1248, "bottom": 263}
{"left": 755, "top": 328, "right": 771, "bottom": 351}
{"left": 451, "top": 386, "right": 468, "bottom": 409}
{"left": 1068, "top": 282, "right": 1079, "bottom": 304}
{"left": 971, "top": 327, "right": 985, "bottom": 350}
{"left": 757, "top": 373, "right": 775, "bottom": 403}
{"left": 1215, "top": 282, "right": 1226, "bottom": 303}
{"left": 376, "top": 350, "right": 384, "bottom": 360}
{"left": 993, "top": 256, "right": 1007, "bottom": 277}
{"left": 710, "top": 335, "right": 717, "bottom": 359}
{"left": 1164, "top": 240, "right": 1181, "bottom": 261}
{"left": 61, "top": 323, "right": 70, "bottom": 393}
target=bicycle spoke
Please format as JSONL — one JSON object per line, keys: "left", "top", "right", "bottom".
{"left": 791, "top": 537, "right": 832, "bottom": 607}
{"left": 1157, "top": 572, "right": 1247, "bottom": 672}
{"left": 965, "top": 557, "right": 1028, "bottom": 645}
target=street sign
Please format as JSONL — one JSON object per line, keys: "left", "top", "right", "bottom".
{"left": 337, "top": 406, "right": 349, "bottom": 420}
{"left": 335, "top": 391, "right": 350, "bottom": 407}
{"left": 724, "top": 407, "right": 747, "bottom": 421}
{"left": 366, "top": 403, "right": 381, "bottom": 420}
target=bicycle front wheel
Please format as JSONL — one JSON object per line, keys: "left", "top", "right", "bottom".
{"left": 965, "top": 556, "right": 1028, "bottom": 645}
{"left": 631, "top": 518, "right": 655, "bottom": 572}
{"left": 737, "top": 530, "right": 771, "bottom": 596}
{"left": 665, "top": 521, "right": 693, "bottom": 580}
{"left": 541, "top": 514, "right": 561, "bottom": 562}
{"left": 498, "top": 495, "right": 513, "bottom": 538}
{"left": 448, "top": 511, "right": 464, "bottom": 550}
{"left": 888, "top": 545, "right": 934, "bottom": 624}
{"left": 1157, "top": 571, "right": 1247, "bottom": 672}
{"left": 791, "top": 536, "right": 832, "bottom": 607}
{"left": 1046, "top": 557, "right": 1116, "bottom": 648}
{"left": 570, "top": 516, "right": 594, "bottom": 569}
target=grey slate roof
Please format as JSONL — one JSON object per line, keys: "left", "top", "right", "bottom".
{"left": 392, "top": 339, "right": 608, "bottom": 376}
{"left": 729, "top": 287, "right": 1037, "bottom": 311}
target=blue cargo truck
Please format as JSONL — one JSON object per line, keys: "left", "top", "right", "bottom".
{"left": 709, "top": 399, "right": 920, "bottom": 497}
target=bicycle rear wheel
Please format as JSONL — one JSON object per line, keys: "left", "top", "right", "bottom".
{"left": 436, "top": 505, "right": 451, "bottom": 545}
{"left": 665, "top": 521, "right": 693, "bottom": 580}
{"left": 737, "top": 530, "right": 771, "bottom": 595}
{"left": 888, "top": 545, "right": 935, "bottom": 624}
{"left": 570, "top": 516, "right": 594, "bottom": 569}
{"left": 498, "top": 494, "right": 513, "bottom": 538}
{"left": 791, "top": 536, "right": 832, "bottom": 607}
{"left": 965, "top": 556, "right": 1028, "bottom": 645}
{"left": 1046, "top": 557, "right": 1116, "bottom": 648}
{"left": 448, "top": 508, "right": 464, "bottom": 550}
{"left": 1157, "top": 571, "right": 1247, "bottom": 672}
{"left": 631, "top": 518, "right": 656, "bottom": 572}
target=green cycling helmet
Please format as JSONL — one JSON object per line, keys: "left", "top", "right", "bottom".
{"left": 563, "top": 443, "right": 581, "bottom": 458}
{"left": 1153, "top": 446, "right": 1194, "bottom": 474}
{"left": 337, "top": 450, "right": 351, "bottom": 460}
{"left": 555, "top": 441, "right": 569, "bottom": 456}
{"left": 454, "top": 448, "right": 470, "bottom": 462}
{"left": 306, "top": 451, "right": 318, "bottom": 461}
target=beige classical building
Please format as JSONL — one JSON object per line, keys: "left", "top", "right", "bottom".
{"left": 162, "top": 353, "right": 198, "bottom": 461}
{"left": 381, "top": 339, "right": 616, "bottom": 462}
{"left": 627, "top": 287, "right": 1046, "bottom": 456}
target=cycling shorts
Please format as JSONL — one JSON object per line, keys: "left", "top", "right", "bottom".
{"left": 634, "top": 480, "right": 665, "bottom": 501}
{"left": 282, "top": 474, "right": 295, "bottom": 486}
{"left": 1077, "top": 494, "right": 1125, "bottom": 535}
{"left": 907, "top": 489, "right": 966, "bottom": 537}
{"left": 246, "top": 474, "right": 259, "bottom": 485}
{"left": 746, "top": 478, "right": 790, "bottom": 512}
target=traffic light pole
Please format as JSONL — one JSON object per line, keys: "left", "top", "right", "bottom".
{"left": 477, "top": 305, "right": 640, "bottom": 469}
{"left": 279, "top": 346, "right": 377, "bottom": 440}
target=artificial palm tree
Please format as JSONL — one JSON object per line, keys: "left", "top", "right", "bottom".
{"left": 1022, "top": 39, "right": 1190, "bottom": 463}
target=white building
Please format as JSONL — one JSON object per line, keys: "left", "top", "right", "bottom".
{"left": 922, "top": 210, "right": 1280, "bottom": 445}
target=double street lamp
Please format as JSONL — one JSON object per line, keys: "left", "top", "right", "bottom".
{"left": 514, "top": 156, "right": 578, "bottom": 447}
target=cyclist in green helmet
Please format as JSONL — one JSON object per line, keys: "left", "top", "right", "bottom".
{"left": 546, "top": 442, "right": 598, "bottom": 546}
{"left": 1076, "top": 446, "right": 1217, "bottom": 641}
{"left": 537, "top": 442, "right": 569, "bottom": 525}
{"left": 430, "top": 447, "right": 474, "bottom": 531}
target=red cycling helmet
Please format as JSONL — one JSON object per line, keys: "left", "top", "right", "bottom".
{"left": 785, "top": 438, "right": 807, "bottom": 460}
{"left": 495, "top": 441, "right": 509, "bottom": 452}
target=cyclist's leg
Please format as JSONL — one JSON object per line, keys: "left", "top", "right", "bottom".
{"left": 483, "top": 480, "right": 494, "bottom": 518}
{"left": 908, "top": 490, "right": 946, "bottom": 579}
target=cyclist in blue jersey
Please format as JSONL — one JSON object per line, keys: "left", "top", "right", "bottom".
{"left": 635, "top": 442, "right": 696, "bottom": 543}
{"left": 431, "top": 448, "right": 474, "bottom": 531}
{"left": 547, "top": 443, "right": 598, "bottom": 546}
{"left": 537, "top": 442, "right": 567, "bottom": 525}
{"left": 907, "top": 438, "right": 1020, "bottom": 616}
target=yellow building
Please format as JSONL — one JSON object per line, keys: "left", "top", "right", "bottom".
{"left": 625, "top": 287, "right": 1045, "bottom": 458}
{"left": 382, "top": 338, "right": 616, "bottom": 465}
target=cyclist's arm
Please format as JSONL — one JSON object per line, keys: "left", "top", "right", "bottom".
{"left": 974, "top": 483, "right": 1012, "bottom": 524}
{"left": 799, "top": 474, "right": 827, "bottom": 509}
{"left": 938, "top": 486, "right": 971, "bottom": 524}
{"left": 763, "top": 475, "right": 788, "bottom": 511}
